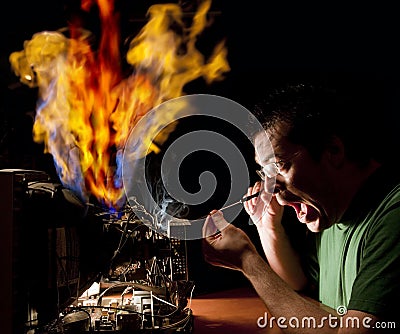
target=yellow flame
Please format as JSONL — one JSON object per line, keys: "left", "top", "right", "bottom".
{"left": 9, "top": 0, "right": 229, "bottom": 208}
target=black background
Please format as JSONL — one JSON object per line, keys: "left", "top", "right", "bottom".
{"left": 3, "top": 0, "right": 400, "bottom": 170}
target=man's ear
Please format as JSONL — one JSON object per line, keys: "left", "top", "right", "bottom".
{"left": 325, "top": 135, "right": 345, "bottom": 168}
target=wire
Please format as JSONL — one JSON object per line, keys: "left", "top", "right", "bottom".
{"left": 76, "top": 304, "right": 178, "bottom": 319}
{"left": 152, "top": 293, "right": 178, "bottom": 309}
{"left": 187, "top": 284, "right": 195, "bottom": 310}
{"left": 108, "top": 213, "right": 141, "bottom": 274}
{"left": 155, "top": 308, "right": 193, "bottom": 330}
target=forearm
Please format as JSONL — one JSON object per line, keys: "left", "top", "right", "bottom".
{"left": 203, "top": 213, "right": 376, "bottom": 333}
{"left": 258, "top": 224, "right": 308, "bottom": 291}
{"left": 242, "top": 252, "right": 340, "bottom": 334}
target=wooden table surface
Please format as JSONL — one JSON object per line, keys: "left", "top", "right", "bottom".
{"left": 190, "top": 285, "right": 283, "bottom": 333}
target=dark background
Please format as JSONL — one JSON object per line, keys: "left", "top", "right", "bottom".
{"left": 2, "top": 0, "right": 400, "bottom": 294}
{"left": 3, "top": 0, "right": 400, "bottom": 170}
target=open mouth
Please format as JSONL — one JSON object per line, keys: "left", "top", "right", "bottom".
{"left": 283, "top": 201, "right": 320, "bottom": 225}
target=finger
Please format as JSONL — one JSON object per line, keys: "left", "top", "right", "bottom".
{"left": 244, "top": 196, "right": 257, "bottom": 216}
{"left": 251, "top": 181, "right": 262, "bottom": 206}
{"left": 244, "top": 183, "right": 259, "bottom": 209}
{"left": 246, "top": 185, "right": 253, "bottom": 198}
{"left": 243, "top": 198, "right": 251, "bottom": 213}
{"left": 202, "top": 212, "right": 219, "bottom": 238}
{"left": 208, "top": 210, "right": 229, "bottom": 232}
{"left": 266, "top": 195, "right": 285, "bottom": 218}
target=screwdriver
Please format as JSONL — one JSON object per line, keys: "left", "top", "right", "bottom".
{"left": 219, "top": 191, "right": 261, "bottom": 212}
{"left": 199, "top": 191, "right": 262, "bottom": 220}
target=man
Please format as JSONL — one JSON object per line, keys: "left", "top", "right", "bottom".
{"left": 202, "top": 80, "right": 400, "bottom": 333}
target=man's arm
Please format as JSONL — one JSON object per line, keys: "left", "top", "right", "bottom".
{"left": 244, "top": 184, "right": 308, "bottom": 291}
{"left": 255, "top": 209, "right": 308, "bottom": 291}
{"left": 202, "top": 212, "right": 380, "bottom": 334}
{"left": 242, "top": 249, "right": 378, "bottom": 333}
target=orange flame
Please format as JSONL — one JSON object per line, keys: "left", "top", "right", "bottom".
{"left": 9, "top": 0, "right": 229, "bottom": 208}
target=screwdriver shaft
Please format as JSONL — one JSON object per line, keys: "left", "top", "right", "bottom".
{"left": 219, "top": 191, "right": 261, "bottom": 212}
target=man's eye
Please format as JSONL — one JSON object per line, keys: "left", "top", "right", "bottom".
{"left": 276, "top": 161, "right": 286, "bottom": 169}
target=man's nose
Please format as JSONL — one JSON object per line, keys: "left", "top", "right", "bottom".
{"left": 264, "top": 176, "right": 283, "bottom": 194}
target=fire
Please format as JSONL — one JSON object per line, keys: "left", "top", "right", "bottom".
{"left": 9, "top": 0, "right": 229, "bottom": 208}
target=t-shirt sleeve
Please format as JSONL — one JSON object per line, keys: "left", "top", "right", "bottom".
{"left": 348, "top": 202, "right": 400, "bottom": 321}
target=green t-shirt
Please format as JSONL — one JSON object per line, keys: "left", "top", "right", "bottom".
{"left": 307, "top": 164, "right": 400, "bottom": 323}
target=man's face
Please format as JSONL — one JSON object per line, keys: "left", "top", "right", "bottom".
{"left": 254, "top": 125, "right": 339, "bottom": 232}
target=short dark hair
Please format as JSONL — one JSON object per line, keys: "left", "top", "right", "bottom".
{"left": 252, "top": 78, "right": 395, "bottom": 165}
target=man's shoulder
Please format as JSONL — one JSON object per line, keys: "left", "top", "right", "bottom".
{"left": 360, "top": 165, "right": 400, "bottom": 221}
